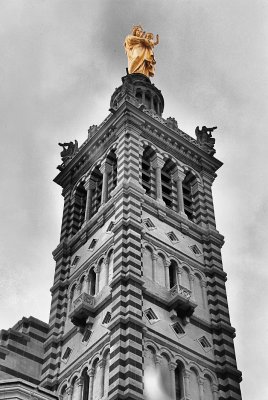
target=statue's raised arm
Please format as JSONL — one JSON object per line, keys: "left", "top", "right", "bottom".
{"left": 124, "top": 25, "right": 159, "bottom": 78}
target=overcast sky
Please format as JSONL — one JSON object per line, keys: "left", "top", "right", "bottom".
{"left": 0, "top": 1, "right": 267, "bottom": 399}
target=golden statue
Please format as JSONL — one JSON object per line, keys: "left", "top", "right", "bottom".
{"left": 124, "top": 25, "right": 159, "bottom": 78}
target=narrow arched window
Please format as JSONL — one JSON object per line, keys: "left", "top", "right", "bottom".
{"left": 181, "top": 267, "right": 190, "bottom": 290}
{"left": 169, "top": 260, "right": 178, "bottom": 289}
{"left": 61, "top": 385, "right": 68, "bottom": 400}
{"left": 103, "top": 352, "right": 110, "bottom": 398}
{"left": 107, "top": 250, "right": 114, "bottom": 283}
{"left": 71, "top": 182, "right": 87, "bottom": 235}
{"left": 175, "top": 362, "right": 184, "bottom": 400}
{"left": 88, "top": 269, "right": 96, "bottom": 296}
{"left": 106, "top": 149, "right": 117, "bottom": 200}
{"left": 82, "top": 368, "right": 89, "bottom": 400}
{"left": 155, "top": 254, "right": 165, "bottom": 286}
{"left": 194, "top": 274, "right": 204, "bottom": 309}
{"left": 161, "top": 159, "right": 177, "bottom": 210}
{"left": 141, "top": 146, "right": 156, "bottom": 198}
{"left": 182, "top": 172, "right": 196, "bottom": 221}
{"left": 203, "top": 375, "right": 214, "bottom": 400}
{"left": 90, "top": 166, "right": 103, "bottom": 217}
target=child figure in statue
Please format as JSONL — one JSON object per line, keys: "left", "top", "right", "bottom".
{"left": 143, "top": 32, "right": 159, "bottom": 77}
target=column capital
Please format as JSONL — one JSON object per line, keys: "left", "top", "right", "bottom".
{"left": 66, "top": 387, "right": 73, "bottom": 395}
{"left": 169, "top": 361, "right": 177, "bottom": 371}
{"left": 201, "top": 279, "right": 207, "bottom": 288}
{"left": 76, "top": 377, "right": 84, "bottom": 386}
{"left": 176, "top": 265, "right": 182, "bottom": 273}
{"left": 189, "top": 273, "right": 195, "bottom": 282}
{"left": 84, "top": 178, "right": 96, "bottom": 191}
{"left": 212, "top": 383, "right": 218, "bottom": 393}
{"left": 98, "top": 359, "right": 106, "bottom": 369}
{"left": 100, "top": 160, "right": 113, "bottom": 174}
{"left": 183, "top": 369, "right": 191, "bottom": 379}
{"left": 155, "top": 354, "right": 162, "bottom": 365}
{"left": 198, "top": 377, "right": 204, "bottom": 386}
{"left": 151, "top": 252, "right": 158, "bottom": 261}
{"left": 164, "top": 258, "right": 171, "bottom": 267}
{"left": 94, "top": 265, "right": 100, "bottom": 274}
{"left": 151, "top": 154, "right": 165, "bottom": 169}
{"left": 172, "top": 167, "right": 186, "bottom": 182}
{"left": 87, "top": 367, "right": 95, "bottom": 377}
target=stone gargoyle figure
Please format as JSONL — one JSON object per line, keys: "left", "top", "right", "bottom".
{"left": 195, "top": 126, "right": 217, "bottom": 155}
{"left": 124, "top": 25, "right": 159, "bottom": 77}
{"left": 58, "top": 140, "right": 78, "bottom": 163}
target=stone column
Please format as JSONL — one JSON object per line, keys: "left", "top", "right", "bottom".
{"left": 94, "top": 265, "right": 100, "bottom": 294}
{"left": 84, "top": 179, "right": 95, "bottom": 221}
{"left": 98, "top": 359, "right": 106, "bottom": 398}
{"left": 201, "top": 280, "right": 208, "bottom": 309}
{"left": 100, "top": 161, "right": 112, "bottom": 205}
{"left": 212, "top": 383, "right": 219, "bottom": 400}
{"left": 198, "top": 377, "right": 204, "bottom": 400}
{"left": 76, "top": 377, "right": 84, "bottom": 400}
{"left": 76, "top": 283, "right": 82, "bottom": 297}
{"left": 164, "top": 259, "right": 171, "bottom": 289}
{"left": 176, "top": 265, "right": 182, "bottom": 286}
{"left": 104, "top": 258, "right": 109, "bottom": 285}
{"left": 66, "top": 387, "right": 73, "bottom": 400}
{"left": 169, "top": 362, "right": 177, "bottom": 400}
{"left": 87, "top": 368, "right": 95, "bottom": 400}
{"left": 172, "top": 167, "right": 187, "bottom": 217}
{"left": 155, "top": 354, "right": 162, "bottom": 374}
{"left": 151, "top": 155, "right": 165, "bottom": 203}
{"left": 86, "top": 275, "right": 91, "bottom": 294}
{"left": 189, "top": 273, "right": 195, "bottom": 301}
{"left": 151, "top": 252, "right": 158, "bottom": 282}
{"left": 183, "top": 370, "right": 191, "bottom": 400}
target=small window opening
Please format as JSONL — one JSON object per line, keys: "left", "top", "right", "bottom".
{"left": 72, "top": 256, "right": 80, "bottom": 266}
{"left": 144, "top": 308, "right": 158, "bottom": 323}
{"left": 198, "top": 336, "right": 212, "bottom": 349}
{"left": 107, "top": 221, "right": 115, "bottom": 233}
{"left": 171, "top": 322, "right": 185, "bottom": 336}
{"left": 167, "top": 232, "right": 179, "bottom": 243}
{"left": 62, "top": 347, "right": 72, "bottom": 360}
{"left": 102, "top": 311, "right": 111, "bottom": 325}
{"left": 88, "top": 239, "right": 98, "bottom": 251}
{"left": 189, "top": 244, "right": 202, "bottom": 255}
{"left": 143, "top": 218, "right": 155, "bottom": 229}
{"left": 82, "top": 329, "right": 92, "bottom": 343}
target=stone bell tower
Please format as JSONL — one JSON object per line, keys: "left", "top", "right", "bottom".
{"left": 38, "top": 71, "right": 242, "bottom": 400}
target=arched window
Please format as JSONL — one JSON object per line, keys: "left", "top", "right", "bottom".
{"left": 169, "top": 260, "right": 178, "bottom": 289}
{"left": 88, "top": 269, "right": 96, "bottom": 296}
{"left": 182, "top": 171, "right": 196, "bottom": 221}
{"left": 71, "top": 182, "right": 87, "bottom": 235}
{"left": 143, "top": 246, "right": 154, "bottom": 280}
{"left": 107, "top": 250, "right": 114, "bottom": 283}
{"left": 161, "top": 159, "right": 177, "bottom": 209}
{"left": 81, "top": 368, "right": 89, "bottom": 400}
{"left": 106, "top": 149, "right": 117, "bottom": 200}
{"left": 71, "top": 377, "right": 80, "bottom": 400}
{"left": 141, "top": 146, "right": 156, "bottom": 198}
{"left": 189, "top": 368, "right": 200, "bottom": 400}
{"left": 60, "top": 385, "right": 68, "bottom": 400}
{"left": 145, "top": 92, "right": 151, "bottom": 109}
{"left": 203, "top": 375, "right": 214, "bottom": 400}
{"left": 90, "top": 166, "right": 102, "bottom": 217}
{"left": 135, "top": 88, "right": 142, "bottom": 103}
{"left": 175, "top": 362, "right": 184, "bottom": 400}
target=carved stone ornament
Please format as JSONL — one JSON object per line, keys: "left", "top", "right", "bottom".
{"left": 195, "top": 126, "right": 218, "bottom": 155}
